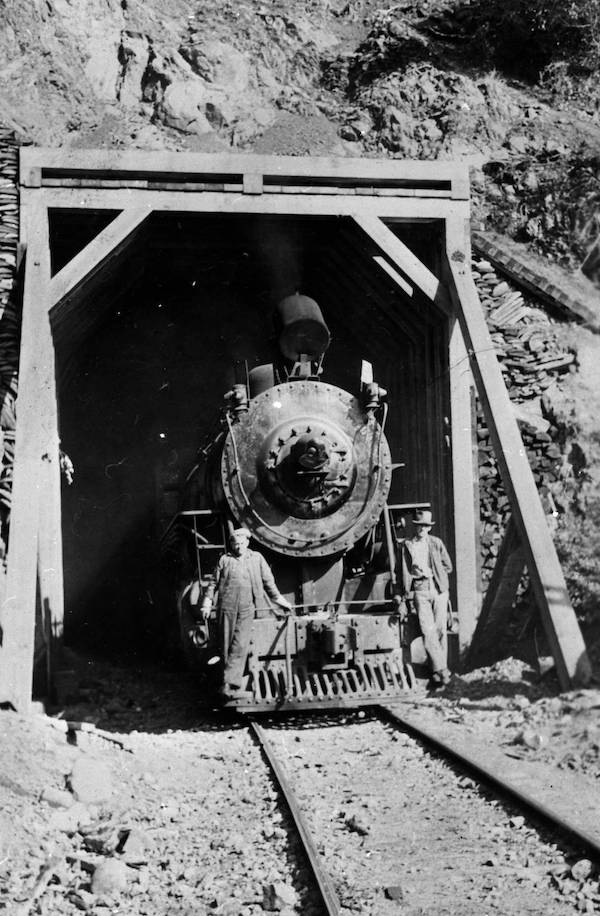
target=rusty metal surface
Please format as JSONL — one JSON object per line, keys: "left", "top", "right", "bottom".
{"left": 221, "top": 381, "right": 392, "bottom": 557}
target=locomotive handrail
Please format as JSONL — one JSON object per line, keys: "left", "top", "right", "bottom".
{"left": 247, "top": 599, "right": 397, "bottom": 617}
{"left": 159, "top": 508, "right": 225, "bottom": 546}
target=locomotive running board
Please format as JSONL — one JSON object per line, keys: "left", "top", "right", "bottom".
{"left": 224, "top": 657, "right": 416, "bottom": 712}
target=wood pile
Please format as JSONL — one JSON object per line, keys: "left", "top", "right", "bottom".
{"left": 471, "top": 256, "right": 573, "bottom": 581}
{"left": 0, "top": 131, "right": 19, "bottom": 563}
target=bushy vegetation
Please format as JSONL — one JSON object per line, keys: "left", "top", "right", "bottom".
{"left": 473, "top": 0, "right": 600, "bottom": 80}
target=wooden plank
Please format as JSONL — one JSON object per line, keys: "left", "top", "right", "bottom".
{"left": 49, "top": 207, "right": 150, "bottom": 310}
{"left": 20, "top": 147, "right": 469, "bottom": 196}
{"left": 36, "top": 187, "right": 467, "bottom": 221}
{"left": 351, "top": 214, "right": 453, "bottom": 315}
{"left": 445, "top": 215, "right": 591, "bottom": 689}
{"left": 473, "top": 230, "right": 600, "bottom": 331}
{"left": 468, "top": 516, "right": 526, "bottom": 669}
{"left": 0, "top": 199, "right": 51, "bottom": 711}
{"left": 37, "top": 391, "right": 64, "bottom": 669}
{"left": 448, "top": 319, "right": 479, "bottom": 661}
{"left": 372, "top": 255, "right": 414, "bottom": 297}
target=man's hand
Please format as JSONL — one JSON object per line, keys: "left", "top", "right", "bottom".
{"left": 201, "top": 603, "right": 212, "bottom": 621}
{"left": 392, "top": 594, "right": 408, "bottom": 621}
{"left": 275, "top": 596, "right": 292, "bottom": 614}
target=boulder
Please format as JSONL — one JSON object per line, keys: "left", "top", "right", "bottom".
{"left": 41, "top": 786, "right": 74, "bottom": 809}
{"left": 69, "top": 756, "right": 112, "bottom": 805}
{"left": 49, "top": 802, "right": 93, "bottom": 833}
{"left": 159, "top": 80, "right": 214, "bottom": 134}
{"left": 183, "top": 40, "right": 250, "bottom": 94}
{"left": 91, "top": 859, "right": 130, "bottom": 895}
{"left": 119, "top": 827, "right": 153, "bottom": 865}
{"left": 262, "top": 881, "right": 297, "bottom": 911}
{"left": 571, "top": 859, "right": 594, "bottom": 881}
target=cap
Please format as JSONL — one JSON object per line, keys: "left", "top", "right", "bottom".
{"left": 231, "top": 527, "right": 251, "bottom": 540}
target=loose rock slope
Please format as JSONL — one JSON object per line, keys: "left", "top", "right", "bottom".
{"left": 3, "top": 657, "right": 600, "bottom": 915}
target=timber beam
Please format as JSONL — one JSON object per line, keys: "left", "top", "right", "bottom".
{"left": 350, "top": 213, "right": 479, "bottom": 660}
{"left": 20, "top": 147, "right": 470, "bottom": 199}
{"left": 444, "top": 215, "right": 591, "bottom": 689}
{"left": 49, "top": 207, "right": 151, "bottom": 314}
{"left": 0, "top": 202, "right": 55, "bottom": 711}
{"left": 351, "top": 213, "right": 453, "bottom": 316}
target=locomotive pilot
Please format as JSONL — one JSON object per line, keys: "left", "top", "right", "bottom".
{"left": 396, "top": 508, "right": 453, "bottom": 688}
{"left": 209, "top": 527, "right": 292, "bottom": 699}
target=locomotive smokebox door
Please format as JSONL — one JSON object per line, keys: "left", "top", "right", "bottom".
{"left": 221, "top": 381, "right": 392, "bottom": 558}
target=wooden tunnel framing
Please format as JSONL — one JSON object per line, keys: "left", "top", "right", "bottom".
{"left": 0, "top": 149, "right": 591, "bottom": 710}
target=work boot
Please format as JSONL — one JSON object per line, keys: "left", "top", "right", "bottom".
{"left": 428, "top": 671, "right": 444, "bottom": 691}
{"left": 220, "top": 684, "right": 253, "bottom": 701}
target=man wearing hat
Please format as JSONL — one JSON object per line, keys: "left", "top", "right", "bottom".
{"left": 396, "top": 508, "right": 453, "bottom": 687}
{"left": 211, "top": 527, "right": 291, "bottom": 698}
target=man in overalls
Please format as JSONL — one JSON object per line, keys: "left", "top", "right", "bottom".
{"left": 397, "top": 509, "right": 453, "bottom": 688}
{"left": 213, "top": 528, "right": 291, "bottom": 698}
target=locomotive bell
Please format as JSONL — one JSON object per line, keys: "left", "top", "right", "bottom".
{"left": 276, "top": 294, "right": 331, "bottom": 361}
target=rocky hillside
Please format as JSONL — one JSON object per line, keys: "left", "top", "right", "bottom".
{"left": 1, "top": 0, "right": 598, "bottom": 268}
{"left": 1, "top": 0, "right": 599, "bottom": 659}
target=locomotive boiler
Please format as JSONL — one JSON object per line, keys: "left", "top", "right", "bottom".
{"left": 166, "top": 294, "right": 421, "bottom": 711}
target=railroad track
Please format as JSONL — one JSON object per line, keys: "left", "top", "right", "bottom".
{"left": 250, "top": 707, "right": 600, "bottom": 915}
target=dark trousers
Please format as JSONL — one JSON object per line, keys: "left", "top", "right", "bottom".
{"left": 222, "top": 603, "right": 254, "bottom": 689}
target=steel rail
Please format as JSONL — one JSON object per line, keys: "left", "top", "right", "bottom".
{"left": 249, "top": 720, "right": 342, "bottom": 916}
{"left": 380, "top": 704, "right": 600, "bottom": 859}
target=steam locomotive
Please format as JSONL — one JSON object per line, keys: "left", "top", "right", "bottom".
{"left": 165, "top": 294, "right": 425, "bottom": 711}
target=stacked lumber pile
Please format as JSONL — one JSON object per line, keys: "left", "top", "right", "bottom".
{"left": 0, "top": 131, "right": 19, "bottom": 564}
{"left": 471, "top": 256, "right": 573, "bottom": 581}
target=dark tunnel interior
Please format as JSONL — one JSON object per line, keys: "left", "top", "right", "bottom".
{"left": 53, "top": 212, "right": 451, "bottom": 661}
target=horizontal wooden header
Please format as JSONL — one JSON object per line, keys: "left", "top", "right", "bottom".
{"left": 20, "top": 148, "right": 470, "bottom": 201}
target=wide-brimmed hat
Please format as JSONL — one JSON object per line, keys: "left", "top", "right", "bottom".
{"left": 413, "top": 509, "right": 435, "bottom": 526}
{"left": 231, "top": 527, "right": 251, "bottom": 540}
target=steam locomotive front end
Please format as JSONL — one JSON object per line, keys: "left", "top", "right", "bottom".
{"left": 172, "top": 295, "right": 416, "bottom": 710}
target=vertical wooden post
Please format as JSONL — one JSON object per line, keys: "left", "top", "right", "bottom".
{"left": 445, "top": 215, "right": 591, "bottom": 689}
{"left": 0, "top": 198, "right": 55, "bottom": 711}
{"left": 448, "top": 319, "right": 479, "bottom": 662}
{"left": 37, "top": 391, "right": 64, "bottom": 668}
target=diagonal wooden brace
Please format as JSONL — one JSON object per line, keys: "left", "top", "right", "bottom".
{"left": 49, "top": 207, "right": 151, "bottom": 314}
{"left": 444, "top": 216, "right": 591, "bottom": 689}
